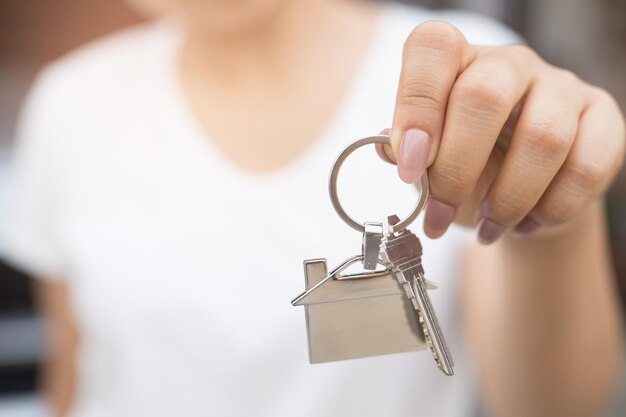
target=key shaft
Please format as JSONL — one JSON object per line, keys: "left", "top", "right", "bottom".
{"left": 380, "top": 224, "right": 454, "bottom": 376}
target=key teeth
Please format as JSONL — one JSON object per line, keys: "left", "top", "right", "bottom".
{"left": 417, "top": 309, "right": 441, "bottom": 364}
{"left": 382, "top": 225, "right": 453, "bottom": 375}
{"left": 414, "top": 279, "right": 455, "bottom": 374}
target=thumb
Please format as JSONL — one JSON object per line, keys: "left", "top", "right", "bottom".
{"left": 391, "top": 21, "right": 470, "bottom": 183}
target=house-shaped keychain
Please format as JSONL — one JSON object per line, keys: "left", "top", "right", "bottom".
{"left": 292, "top": 135, "right": 441, "bottom": 365}
{"left": 292, "top": 255, "right": 433, "bottom": 363}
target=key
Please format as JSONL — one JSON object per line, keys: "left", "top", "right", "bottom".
{"left": 380, "top": 215, "right": 454, "bottom": 376}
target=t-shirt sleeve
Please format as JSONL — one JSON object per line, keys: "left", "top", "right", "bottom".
{"left": 390, "top": 4, "right": 524, "bottom": 47}
{"left": 0, "top": 69, "right": 71, "bottom": 280}
{"left": 438, "top": 9, "right": 524, "bottom": 46}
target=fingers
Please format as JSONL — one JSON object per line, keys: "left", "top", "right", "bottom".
{"left": 424, "top": 46, "right": 534, "bottom": 238}
{"left": 389, "top": 23, "right": 625, "bottom": 242}
{"left": 475, "top": 69, "right": 585, "bottom": 243}
{"left": 375, "top": 128, "right": 394, "bottom": 164}
{"left": 391, "top": 21, "right": 473, "bottom": 183}
{"left": 520, "top": 89, "right": 626, "bottom": 231}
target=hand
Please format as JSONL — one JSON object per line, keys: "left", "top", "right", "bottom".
{"left": 377, "top": 21, "right": 625, "bottom": 244}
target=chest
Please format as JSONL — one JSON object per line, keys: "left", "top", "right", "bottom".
{"left": 56, "top": 133, "right": 345, "bottom": 342}
{"left": 52, "top": 61, "right": 462, "bottom": 352}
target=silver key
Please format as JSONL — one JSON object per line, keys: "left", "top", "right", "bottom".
{"left": 380, "top": 215, "right": 454, "bottom": 376}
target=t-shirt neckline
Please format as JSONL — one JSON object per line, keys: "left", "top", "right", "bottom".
{"left": 159, "top": 5, "right": 391, "bottom": 189}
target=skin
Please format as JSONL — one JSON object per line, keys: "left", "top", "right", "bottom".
{"left": 36, "top": 1, "right": 625, "bottom": 417}
{"left": 36, "top": 280, "right": 77, "bottom": 417}
{"left": 380, "top": 22, "right": 625, "bottom": 417}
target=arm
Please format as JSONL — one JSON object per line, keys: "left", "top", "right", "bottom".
{"left": 380, "top": 20, "right": 626, "bottom": 417}
{"left": 463, "top": 201, "right": 623, "bottom": 417}
{"left": 35, "top": 279, "right": 78, "bottom": 417}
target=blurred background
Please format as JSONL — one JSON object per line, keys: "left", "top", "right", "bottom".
{"left": 0, "top": 0, "right": 624, "bottom": 416}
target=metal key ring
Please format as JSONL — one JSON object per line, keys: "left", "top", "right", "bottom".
{"left": 328, "top": 135, "right": 429, "bottom": 233}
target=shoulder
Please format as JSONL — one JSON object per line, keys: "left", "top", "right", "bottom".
{"left": 40, "top": 20, "right": 175, "bottom": 86}
{"left": 382, "top": 2, "right": 523, "bottom": 46}
{"left": 26, "top": 20, "right": 177, "bottom": 117}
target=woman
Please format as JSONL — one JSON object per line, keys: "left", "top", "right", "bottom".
{"left": 2, "top": 0, "right": 624, "bottom": 416}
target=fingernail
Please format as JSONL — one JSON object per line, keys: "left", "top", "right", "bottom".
{"left": 424, "top": 199, "right": 455, "bottom": 239}
{"left": 477, "top": 217, "right": 506, "bottom": 245}
{"left": 512, "top": 216, "right": 540, "bottom": 238}
{"left": 397, "top": 129, "right": 432, "bottom": 184}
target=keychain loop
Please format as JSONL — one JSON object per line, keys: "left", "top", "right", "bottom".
{"left": 328, "top": 135, "right": 429, "bottom": 233}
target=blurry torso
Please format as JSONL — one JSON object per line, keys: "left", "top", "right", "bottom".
{"left": 8, "top": 3, "right": 519, "bottom": 416}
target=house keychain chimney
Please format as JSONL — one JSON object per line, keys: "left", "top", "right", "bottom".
{"left": 291, "top": 135, "right": 455, "bottom": 376}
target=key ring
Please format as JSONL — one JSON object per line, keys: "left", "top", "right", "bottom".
{"left": 328, "top": 135, "right": 429, "bottom": 233}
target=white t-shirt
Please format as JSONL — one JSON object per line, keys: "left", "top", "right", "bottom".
{"left": 1, "top": 4, "right": 519, "bottom": 417}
